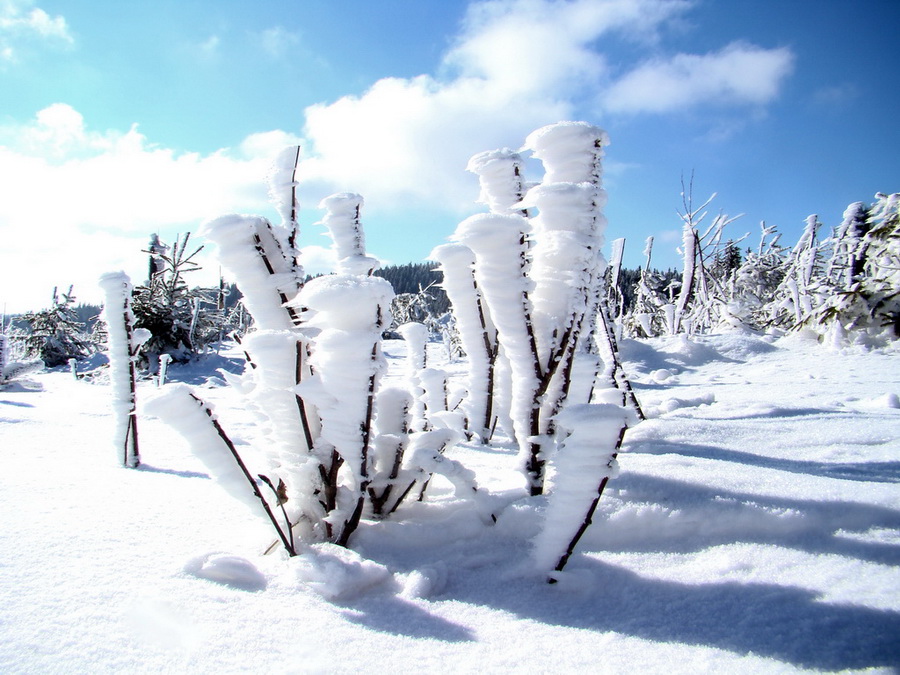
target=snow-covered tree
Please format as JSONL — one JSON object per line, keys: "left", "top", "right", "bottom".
{"left": 131, "top": 232, "right": 214, "bottom": 369}
{"left": 0, "top": 332, "right": 43, "bottom": 385}
{"left": 812, "top": 193, "right": 900, "bottom": 339}
{"left": 17, "top": 286, "right": 94, "bottom": 367}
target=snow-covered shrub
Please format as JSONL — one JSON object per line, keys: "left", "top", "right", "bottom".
{"left": 292, "top": 272, "right": 394, "bottom": 545}
{"left": 726, "top": 222, "right": 788, "bottom": 330}
{"left": 811, "top": 193, "right": 900, "bottom": 339}
{"left": 131, "top": 232, "right": 227, "bottom": 370}
{"left": 430, "top": 243, "right": 498, "bottom": 440}
{"left": 148, "top": 127, "right": 649, "bottom": 577}
{"left": 621, "top": 237, "right": 669, "bottom": 338}
{"left": 533, "top": 402, "right": 635, "bottom": 579}
{"left": 16, "top": 286, "right": 95, "bottom": 367}
{"left": 447, "top": 121, "right": 641, "bottom": 496}
{"left": 0, "top": 332, "right": 44, "bottom": 385}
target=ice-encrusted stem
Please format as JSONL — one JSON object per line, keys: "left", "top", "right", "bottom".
{"left": 532, "top": 403, "right": 634, "bottom": 580}
{"left": 144, "top": 385, "right": 297, "bottom": 556}
{"left": 431, "top": 243, "right": 497, "bottom": 439}
{"left": 316, "top": 193, "right": 379, "bottom": 277}
{"left": 293, "top": 273, "right": 394, "bottom": 546}
{"left": 99, "top": 272, "right": 147, "bottom": 468}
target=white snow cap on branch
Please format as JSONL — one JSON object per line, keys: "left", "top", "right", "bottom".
{"left": 316, "top": 192, "right": 379, "bottom": 276}
{"left": 200, "top": 214, "right": 299, "bottom": 331}
{"left": 144, "top": 385, "right": 269, "bottom": 519}
{"left": 523, "top": 121, "right": 609, "bottom": 184}
{"left": 267, "top": 145, "right": 302, "bottom": 228}
{"left": 296, "top": 274, "right": 394, "bottom": 331}
{"left": 466, "top": 148, "right": 525, "bottom": 214}
{"left": 532, "top": 402, "right": 635, "bottom": 573}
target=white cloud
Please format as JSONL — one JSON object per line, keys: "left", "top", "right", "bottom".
{"left": 0, "top": 0, "right": 798, "bottom": 311}
{"left": 0, "top": 0, "right": 72, "bottom": 61}
{"left": 602, "top": 42, "right": 795, "bottom": 114}
{"left": 296, "top": 0, "right": 695, "bottom": 213}
{"left": 0, "top": 105, "right": 301, "bottom": 312}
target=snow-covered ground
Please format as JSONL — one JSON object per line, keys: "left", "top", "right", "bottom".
{"left": 1, "top": 332, "right": 898, "bottom": 674}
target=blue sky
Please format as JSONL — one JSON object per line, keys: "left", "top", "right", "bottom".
{"left": 1, "top": 0, "right": 897, "bottom": 312}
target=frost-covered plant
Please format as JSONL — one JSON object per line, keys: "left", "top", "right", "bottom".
{"left": 812, "top": 193, "right": 900, "bottom": 339}
{"left": 429, "top": 244, "right": 498, "bottom": 439}
{"left": 367, "top": 387, "right": 413, "bottom": 516}
{"left": 768, "top": 214, "right": 826, "bottom": 329}
{"left": 143, "top": 385, "right": 298, "bottom": 555}
{"left": 292, "top": 272, "right": 394, "bottom": 545}
{"left": 0, "top": 332, "right": 44, "bottom": 385}
{"left": 17, "top": 286, "right": 94, "bottom": 367}
{"left": 99, "top": 272, "right": 150, "bottom": 468}
{"left": 152, "top": 148, "right": 481, "bottom": 552}
{"left": 726, "top": 222, "right": 788, "bottom": 330}
{"left": 622, "top": 237, "right": 668, "bottom": 338}
{"left": 131, "top": 232, "right": 214, "bottom": 369}
{"left": 447, "top": 122, "right": 640, "bottom": 497}
{"left": 666, "top": 181, "right": 745, "bottom": 335}
{"left": 534, "top": 402, "right": 635, "bottom": 580}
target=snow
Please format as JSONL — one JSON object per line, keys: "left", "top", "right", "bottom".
{"left": 1, "top": 333, "right": 899, "bottom": 673}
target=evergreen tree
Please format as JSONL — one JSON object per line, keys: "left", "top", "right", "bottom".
{"left": 17, "top": 286, "right": 94, "bottom": 367}
{"left": 131, "top": 232, "right": 219, "bottom": 368}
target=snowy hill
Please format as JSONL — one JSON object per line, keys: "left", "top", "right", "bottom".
{"left": 0, "top": 332, "right": 898, "bottom": 673}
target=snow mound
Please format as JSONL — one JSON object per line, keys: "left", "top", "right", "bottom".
{"left": 400, "top": 563, "right": 449, "bottom": 599}
{"left": 184, "top": 553, "right": 268, "bottom": 592}
{"left": 659, "top": 335, "right": 729, "bottom": 366}
{"left": 291, "top": 544, "right": 393, "bottom": 601}
{"left": 650, "top": 368, "right": 675, "bottom": 383}
{"left": 862, "top": 393, "right": 900, "bottom": 409}
{"left": 645, "top": 393, "right": 716, "bottom": 417}
{"left": 711, "top": 333, "right": 778, "bottom": 360}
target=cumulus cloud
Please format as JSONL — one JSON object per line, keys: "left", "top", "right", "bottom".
{"left": 296, "top": 0, "right": 696, "bottom": 212}
{"left": 0, "top": 0, "right": 73, "bottom": 61}
{"left": 0, "top": 104, "right": 302, "bottom": 311}
{"left": 603, "top": 42, "right": 795, "bottom": 113}
{"left": 294, "top": 0, "right": 792, "bottom": 212}
{"left": 0, "top": 0, "right": 798, "bottom": 311}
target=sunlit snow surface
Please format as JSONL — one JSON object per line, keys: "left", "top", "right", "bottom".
{"left": 0, "top": 332, "right": 898, "bottom": 673}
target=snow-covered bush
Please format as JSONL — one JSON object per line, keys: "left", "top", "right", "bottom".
{"left": 0, "top": 332, "right": 44, "bottom": 385}
{"left": 811, "top": 193, "right": 900, "bottom": 339}
{"left": 146, "top": 126, "right": 650, "bottom": 579}
{"left": 131, "top": 232, "right": 225, "bottom": 370}
{"left": 16, "top": 286, "right": 95, "bottom": 367}
{"left": 447, "top": 122, "right": 640, "bottom": 496}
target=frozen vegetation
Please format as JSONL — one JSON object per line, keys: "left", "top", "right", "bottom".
{"left": 1, "top": 332, "right": 898, "bottom": 672}
{"left": 1, "top": 120, "right": 898, "bottom": 673}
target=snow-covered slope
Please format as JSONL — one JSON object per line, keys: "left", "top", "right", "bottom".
{"left": 0, "top": 332, "right": 898, "bottom": 673}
